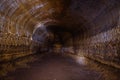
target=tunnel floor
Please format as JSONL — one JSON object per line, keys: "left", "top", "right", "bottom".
{"left": 5, "top": 53, "right": 101, "bottom": 80}
{"left": 1, "top": 52, "right": 120, "bottom": 80}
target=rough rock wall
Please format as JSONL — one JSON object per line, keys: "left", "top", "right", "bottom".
{"left": 78, "top": 27, "right": 120, "bottom": 68}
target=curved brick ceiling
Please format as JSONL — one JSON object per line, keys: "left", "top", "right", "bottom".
{"left": 0, "top": 0, "right": 119, "bottom": 37}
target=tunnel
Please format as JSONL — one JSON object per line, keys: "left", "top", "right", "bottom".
{"left": 0, "top": 0, "right": 120, "bottom": 80}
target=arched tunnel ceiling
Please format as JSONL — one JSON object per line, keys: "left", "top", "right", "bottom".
{"left": 0, "top": 0, "right": 120, "bottom": 38}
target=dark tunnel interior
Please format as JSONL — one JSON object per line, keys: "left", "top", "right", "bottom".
{"left": 0, "top": 0, "right": 120, "bottom": 80}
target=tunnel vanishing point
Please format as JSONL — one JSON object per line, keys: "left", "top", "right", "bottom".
{"left": 0, "top": 0, "right": 120, "bottom": 80}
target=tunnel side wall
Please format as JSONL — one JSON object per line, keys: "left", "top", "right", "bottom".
{"left": 78, "top": 27, "right": 120, "bottom": 68}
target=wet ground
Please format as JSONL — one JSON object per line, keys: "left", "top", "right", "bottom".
{"left": 0, "top": 52, "right": 120, "bottom": 80}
